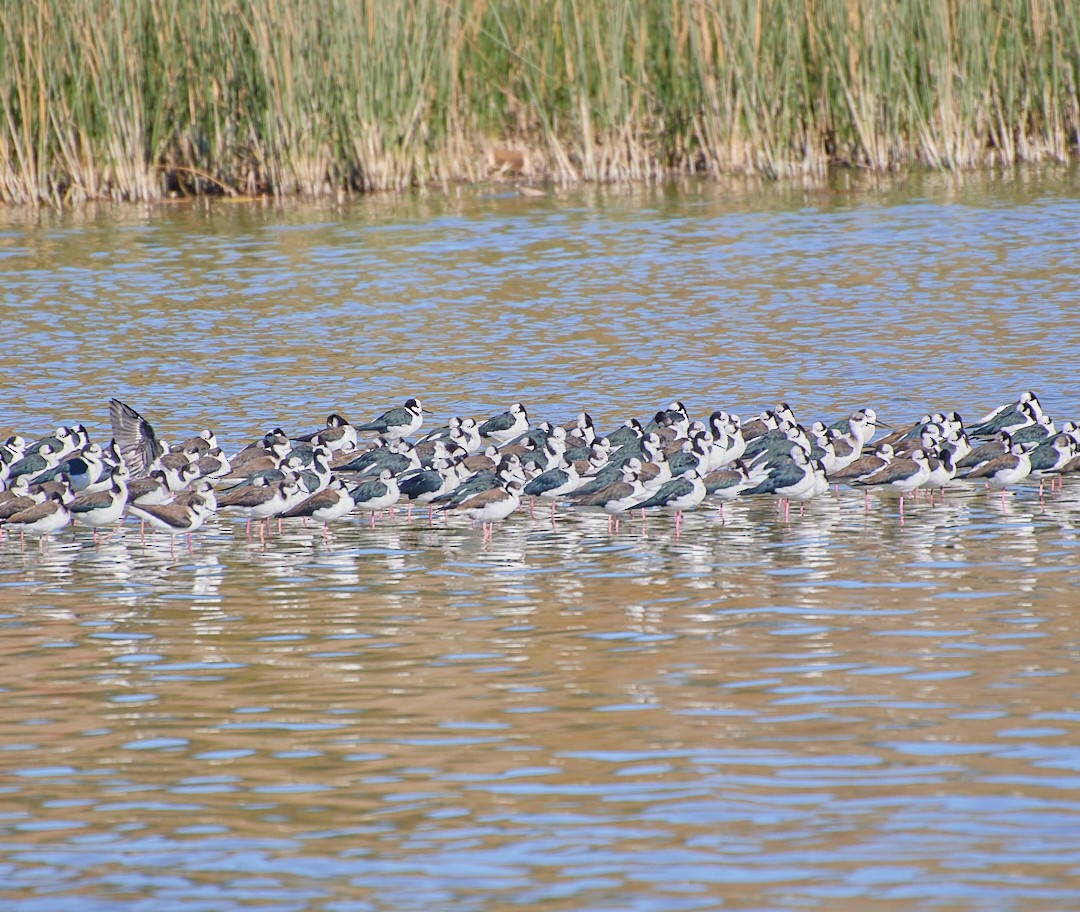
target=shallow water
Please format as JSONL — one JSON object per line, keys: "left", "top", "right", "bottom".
{"left": 2, "top": 172, "right": 1080, "bottom": 910}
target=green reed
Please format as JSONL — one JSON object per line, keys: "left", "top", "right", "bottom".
{"left": 1, "top": 0, "right": 1077, "bottom": 205}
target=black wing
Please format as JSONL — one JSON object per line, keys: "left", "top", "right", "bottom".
{"left": 109, "top": 398, "right": 163, "bottom": 478}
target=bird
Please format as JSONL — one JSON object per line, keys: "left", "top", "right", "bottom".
{"left": 6, "top": 444, "right": 61, "bottom": 483}
{"left": 31, "top": 445, "right": 108, "bottom": 492}
{"left": 0, "top": 491, "right": 72, "bottom": 549}
{"left": 523, "top": 462, "right": 581, "bottom": 520}
{"left": 70, "top": 469, "right": 128, "bottom": 541}
{"left": 478, "top": 403, "right": 529, "bottom": 443}
{"left": 703, "top": 461, "right": 756, "bottom": 521}
{"left": 440, "top": 478, "right": 523, "bottom": 541}
{"left": 1027, "top": 433, "right": 1075, "bottom": 495}
{"left": 280, "top": 477, "right": 355, "bottom": 536}
{"left": 636, "top": 470, "right": 707, "bottom": 535}
{"left": 924, "top": 448, "right": 956, "bottom": 504}
{"left": 195, "top": 448, "right": 231, "bottom": 479}
{"left": 349, "top": 469, "right": 401, "bottom": 526}
{"left": 742, "top": 447, "right": 820, "bottom": 522}
{"left": 355, "top": 399, "right": 423, "bottom": 440}
{"left": 217, "top": 478, "right": 300, "bottom": 541}
{"left": 566, "top": 462, "right": 646, "bottom": 532}
{"left": 830, "top": 444, "right": 896, "bottom": 484}
{"left": 127, "top": 469, "right": 172, "bottom": 507}
{"left": 830, "top": 408, "right": 887, "bottom": 449}
{"left": 109, "top": 398, "right": 165, "bottom": 477}
{"left": 852, "top": 449, "right": 932, "bottom": 519}
{"left": 969, "top": 391, "right": 1041, "bottom": 437}
{"left": 966, "top": 443, "right": 1032, "bottom": 509}
{"left": 968, "top": 396, "right": 1040, "bottom": 439}
{"left": 128, "top": 496, "right": 215, "bottom": 554}
{"left": 293, "top": 413, "right": 358, "bottom": 453}
{"left": 397, "top": 460, "right": 469, "bottom": 521}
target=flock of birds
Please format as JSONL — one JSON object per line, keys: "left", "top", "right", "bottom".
{"left": 0, "top": 391, "right": 1077, "bottom": 551}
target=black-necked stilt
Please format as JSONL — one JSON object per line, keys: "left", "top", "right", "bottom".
{"left": 31, "top": 445, "right": 108, "bottom": 492}
{"left": 127, "top": 469, "right": 172, "bottom": 507}
{"left": 971, "top": 391, "right": 1040, "bottom": 431}
{"left": 955, "top": 431, "right": 1014, "bottom": 474}
{"left": 128, "top": 495, "right": 215, "bottom": 554}
{"left": 435, "top": 454, "right": 524, "bottom": 508}
{"left": 228, "top": 432, "right": 290, "bottom": 477}
{"left": 705, "top": 461, "right": 758, "bottom": 522}
{"left": 606, "top": 418, "right": 644, "bottom": 449}
{"left": 293, "top": 413, "right": 358, "bottom": 453}
{"left": 743, "top": 446, "right": 821, "bottom": 522}
{"left": 1, "top": 491, "right": 71, "bottom": 548}
{"left": 637, "top": 469, "right": 706, "bottom": 535}
{"left": 966, "top": 443, "right": 1032, "bottom": 509}
{"left": 1028, "top": 433, "right": 1075, "bottom": 495}
{"left": 830, "top": 408, "right": 887, "bottom": 449}
{"left": 281, "top": 477, "right": 355, "bottom": 536}
{"left": 478, "top": 403, "right": 529, "bottom": 443}
{"left": 566, "top": 462, "right": 646, "bottom": 532}
{"left": 924, "top": 448, "right": 956, "bottom": 504}
{"left": 349, "top": 469, "right": 401, "bottom": 526}
{"left": 174, "top": 479, "right": 219, "bottom": 513}
{"left": 218, "top": 478, "right": 299, "bottom": 540}
{"left": 109, "top": 398, "right": 165, "bottom": 478}
{"left": 853, "top": 448, "right": 932, "bottom": 519}
{"left": 969, "top": 395, "right": 1040, "bottom": 438}
{"left": 71, "top": 469, "right": 128, "bottom": 541}
{"left": 441, "top": 478, "right": 523, "bottom": 541}
{"left": 175, "top": 428, "right": 217, "bottom": 456}
{"left": 523, "top": 461, "right": 581, "bottom": 520}
{"left": 706, "top": 412, "right": 746, "bottom": 469}
{"left": 195, "top": 448, "right": 231, "bottom": 479}
{"left": 0, "top": 484, "right": 46, "bottom": 523}
{"left": 398, "top": 459, "right": 469, "bottom": 521}
{"left": 6, "top": 443, "right": 61, "bottom": 483}
{"left": 1010, "top": 413, "right": 1055, "bottom": 446}
{"left": 356, "top": 399, "right": 423, "bottom": 440}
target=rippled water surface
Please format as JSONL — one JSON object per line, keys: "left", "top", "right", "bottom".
{"left": 2, "top": 173, "right": 1080, "bottom": 910}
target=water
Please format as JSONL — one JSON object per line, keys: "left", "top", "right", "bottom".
{"left": 2, "top": 172, "right": 1080, "bottom": 911}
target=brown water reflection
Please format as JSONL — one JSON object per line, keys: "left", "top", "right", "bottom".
{"left": 2, "top": 173, "right": 1080, "bottom": 910}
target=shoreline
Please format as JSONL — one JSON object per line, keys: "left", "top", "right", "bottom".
{"left": 1, "top": 163, "right": 1078, "bottom": 223}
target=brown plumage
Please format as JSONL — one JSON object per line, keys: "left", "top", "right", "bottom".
{"left": 829, "top": 445, "right": 895, "bottom": 482}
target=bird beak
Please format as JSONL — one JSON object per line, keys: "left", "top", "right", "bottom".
{"left": 873, "top": 420, "right": 892, "bottom": 429}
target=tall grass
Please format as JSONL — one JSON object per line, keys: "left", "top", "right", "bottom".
{"left": 1, "top": 0, "right": 1078, "bottom": 205}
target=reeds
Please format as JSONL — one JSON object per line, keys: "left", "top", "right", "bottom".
{"left": 2, "top": 0, "right": 1078, "bottom": 205}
